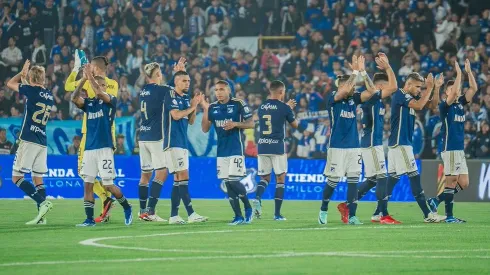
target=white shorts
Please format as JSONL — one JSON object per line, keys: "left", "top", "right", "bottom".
{"left": 323, "top": 148, "right": 361, "bottom": 178}
{"left": 361, "top": 146, "right": 387, "bottom": 178}
{"left": 12, "top": 141, "right": 47, "bottom": 177}
{"left": 139, "top": 141, "right": 167, "bottom": 172}
{"left": 80, "top": 147, "right": 115, "bottom": 185}
{"left": 164, "top": 147, "right": 189, "bottom": 174}
{"left": 217, "top": 155, "right": 246, "bottom": 179}
{"left": 258, "top": 154, "right": 288, "bottom": 176}
{"left": 388, "top": 145, "right": 418, "bottom": 176}
{"left": 441, "top": 150, "right": 468, "bottom": 176}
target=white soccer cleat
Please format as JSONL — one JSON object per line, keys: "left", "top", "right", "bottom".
{"left": 169, "top": 216, "right": 187, "bottom": 224}
{"left": 188, "top": 212, "right": 208, "bottom": 223}
{"left": 424, "top": 212, "right": 446, "bottom": 223}
{"left": 318, "top": 210, "right": 327, "bottom": 225}
{"left": 148, "top": 214, "right": 168, "bottom": 222}
{"left": 371, "top": 214, "right": 381, "bottom": 222}
{"left": 26, "top": 201, "right": 53, "bottom": 225}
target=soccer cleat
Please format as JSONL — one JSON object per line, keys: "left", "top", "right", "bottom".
{"left": 445, "top": 216, "right": 466, "bottom": 223}
{"left": 253, "top": 199, "right": 262, "bottom": 219}
{"left": 427, "top": 197, "right": 439, "bottom": 213}
{"left": 139, "top": 209, "right": 148, "bottom": 221}
{"left": 188, "top": 212, "right": 208, "bottom": 223}
{"left": 244, "top": 208, "right": 253, "bottom": 224}
{"left": 228, "top": 216, "right": 244, "bottom": 225}
{"left": 424, "top": 212, "right": 445, "bottom": 223}
{"left": 76, "top": 219, "right": 96, "bottom": 227}
{"left": 37, "top": 218, "right": 47, "bottom": 225}
{"left": 337, "top": 202, "right": 349, "bottom": 224}
{"left": 95, "top": 198, "right": 115, "bottom": 223}
{"left": 26, "top": 200, "right": 53, "bottom": 225}
{"left": 318, "top": 210, "right": 327, "bottom": 225}
{"left": 348, "top": 216, "right": 363, "bottom": 225}
{"left": 145, "top": 214, "right": 168, "bottom": 222}
{"left": 274, "top": 215, "right": 287, "bottom": 221}
{"left": 124, "top": 206, "right": 133, "bottom": 225}
{"left": 169, "top": 216, "right": 187, "bottom": 224}
{"left": 371, "top": 214, "right": 381, "bottom": 223}
{"left": 380, "top": 215, "right": 402, "bottom": 224}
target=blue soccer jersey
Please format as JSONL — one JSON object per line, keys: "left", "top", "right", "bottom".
{"left": 257, "top": 99, "right": 295, "bottom": 155}
{"left": 82, "top": 95, "right": 117, "bottom": 150}
{"left": 163, "top": 90, "right": 190, "bottom": 150}
{"left": 360, "top": 91, "right": 385, "bottom": 148}
{"left": 389, "top": 89, "right": 416, "bottom": 147}
{"left": 139, "top": 83, "right": 172, "bottom": 142}
{"left": 440, "top": 96, "right": 468, "bottom": 151}
{"left": 208, "top": 98, "right": 252, "bottom": 157}
{"left": 18, "top": 84, "right": 54, "bottom": 146}
{"left": 327, "top": 91, "right": 362, "bottom": 149}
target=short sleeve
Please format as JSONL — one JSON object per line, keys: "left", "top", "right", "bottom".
{"left": 109, "top": 95, "right": 117, "bottom": 107}
{"left": 239, "top": 101, "right": 253, "bottom": 120}
{"left": 285, "top": 105, "right": 295, "bottom": 123}
{"left": 18, "top": 84, "right": 29, "bottom": 96}
{"left": 326, "top": 92, "right": 335, "bottom": 108}
{"left": 80, "top": 98, "right": 88, "bottom": 111}
{"left": 165, "top": 92, "right": 180, "bottom": 110}
{"left": 207, "top": 104, "right": 214, "bottom": 122}
{"left": 460, "top": 95, "right": 469, "bottom": 106}
{"left": 439, "top": 100, "right": 449, "bottom": 116}
{"left": 353, "top": 92, "right": 362, "bottom": 105}
{"left": 399, "top": 92, "right": 414, "bottom": 108}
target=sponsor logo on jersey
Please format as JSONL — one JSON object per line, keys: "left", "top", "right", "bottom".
{"left": 140, "top": 89, "right": 151, "bottom": 96}
{"left": 454, "top": 114, "right": 465, "bottom": 122}
{"left": 379, "top": 107, "right": 386, "bottom": 115}
{"left": 215, "top": 119, "right": 233, "bottom": 128}
{"left": 340, "top": 110, "right": 355, "bottom": 118}
{"left": 257, "top": 138, "right": 280, "bottom": 144}
{"left": 261, "top": 103, "right": 278, "bottom": 110}
{"left": 87, "top": 109, "right": 104, "bottom": 119}
{"left": 39, "top": 92, "right": 53, "bottom": 100}
{"left": 30, "top": 125, "right": 46, "bottom": 136}
{"left": 140, "top": 125, "right": 151, "bottom": 131}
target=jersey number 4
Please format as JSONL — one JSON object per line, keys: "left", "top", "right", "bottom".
{"left": 32, "top": 103, "right": 52, "bottom": 125}
{"left": 262, "top": 115, "right": 272, "bottom": 135}
{"left": 141, "top": 101, "right": 148, "bottom": 120}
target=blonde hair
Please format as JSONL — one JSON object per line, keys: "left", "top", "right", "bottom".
{"left": 29, "top": 66, "right": 45, "bottom": 85}
{"left": 144, "top": 62, "right": 160, "bottom": 78}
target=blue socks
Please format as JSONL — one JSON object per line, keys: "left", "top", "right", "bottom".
{"left": 170, "top": 182, "right": 180, "bottom": 217}
{"left": 226, "top": 181, "right": 242, "bottom": 217}
{"left": 408, "top": 172, "right": 430, "bottom": 218}
{"left": 357, "top": 177, "right": 376, "bottom": 200}
{"left": 321, "top": 180, "right": 337, "bottom": 211}
{"left": 255, "top": 179, "right": 269, "bottom": 202}
{"left": 346, "top": 177, "right": 358, "bottom": 218}
{"left": 274, "top": 183, "right": 285, "bottom": 216}
{"left": 444, "top": 187, "right": 455, "bottom": 217}
{"left": 178, "top": 180, "right": 194, "bottom": 216}
{"left": 116, "top": 195, "right": 131, "bottom": 210}
{"left": 84, "top": 200, "right": 95, "bottom": 220}
{"left": 375, "top": 175, "right": 388, "bottom": 216}
{"left": 138, "top": 183, "right": 148, "bottom": 211}
{"left": 16, "top": 179, "right": 44, "bottom": 205}
{"left": 147, "top": 179, "right": 164, "bottom": 214}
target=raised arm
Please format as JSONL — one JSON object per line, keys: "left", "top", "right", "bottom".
{"left": 335, "top": 55, "right": 359, "bottom": 101}
{"left": 447, "top": 62, "right": 462, "bottom": 106}
{"left": 84, "top": 65, "right": 111, "bottom": 104}
{"left": 200, "top": 99, "right": 212, "bottom": 133}
{"left": 429, "top": 74, "right": 444, "bottom": 109}
{"left": 408, "top": 73, "right": 433, "bottom": 111}
{"left": 464, "top": 59, "right": 478, "bottom": 103}
{"left": 71, "top": 77, "right": 86, "bottom": 109}
{"left": 358, "top": 55, "right": 377, "bottom": 102}
{"left": 376, "top": 53, "right": 398, "bottom": 98}
{"left": 7, "top": 60, "right": 30, "bottom": 92}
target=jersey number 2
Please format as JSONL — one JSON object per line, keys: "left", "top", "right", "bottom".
{"left": 32, "top": 103, "right": 52, "bottom": 125}
{"left": 141, "top": 101, "right": 148, "bottom": 120}
{"left": 262, "top": 115, "right": 272, "bottom": 135}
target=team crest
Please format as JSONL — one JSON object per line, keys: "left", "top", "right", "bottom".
{"left": 172, "top": 99, "right": 178, "bottom": 105}
{"left": 244, "top": 106, "right": 250, "bottom": 113}
{"left": 98, "top": 99, "right": 103, "bottom": 104}
{"left": 227, "top": 106, "right": 234, "bottom": 113}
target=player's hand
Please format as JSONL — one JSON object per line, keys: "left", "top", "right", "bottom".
{"left": 286, "top": 99, "right": 297, "bottom": 110}
{"left": 348, "top": 55, "right": 359, "bottom": 71}
{"left": 434, "top": 74, "right": 444, "bottom": 88}
{"left": 454, "top": 60, "right": 461, "bottom": 75}
{"left": 223, "top": 121, "right": 236, "bottom": 131}
{"left": 375, "top": 53, "right": 390, "bottom": 70}
{"left": 464, "top": 59, "right": 471, "bottom": 74}
{"left": 425, "top": 73, "right": 434, "bottom": 88}
{"left": 21, "top": 60, "right": 30, "bottom": 78}
{"left": 83, "top": 65, "right": 91, "bottom": 79}
{"left": 191, "top": 92, "right": 203, "bottom": 108}
{"left": 358, "top": 55, "right": 366, "bottom": 72}
{"left": 200, "top": 97, "right": 210, "bottom": 110}
{"left": 173, "top": 57, "right": 187, "bottom": 72}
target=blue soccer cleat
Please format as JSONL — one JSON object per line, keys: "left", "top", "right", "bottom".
{"left": 348, "top": 216, "right": 363, "bottom": 225}
{"left": 124, "top": 206, "right": 133, "bottom": 225}
{"left": 445, "top": 216, "right": 466, "bottom": 223}
{"left": 228, "top": 216, "right": 244, "bottom": 225}
{"left": 427, "top": 197, "right": 439, "bottom": 213}
{"left": 274, "top": 215, "right": 287, "bottom": 221}
{"left": 244, "top": 208, "right": 253, "bottom": 224}
{"left": 76, "top": 219, "right": 96, "bottom": 227}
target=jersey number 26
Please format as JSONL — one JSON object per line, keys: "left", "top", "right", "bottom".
{"left": 32, "top": 103, "right": 52, "bottom": 126}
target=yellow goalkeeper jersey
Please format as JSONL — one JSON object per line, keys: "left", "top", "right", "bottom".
{"left": 64, "top": 71, "right": 119, "bottom": 134}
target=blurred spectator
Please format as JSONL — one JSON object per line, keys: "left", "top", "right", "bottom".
{"left": 67, "top": 135, "right": 81, "bottom": 155}
{"left": 0, "top": 127, "right": 13, "bottom": 154}
{"left": 114, "top": 134, "right": 126, "bottom": 155}
{"left": 1, "top": 37, "right": 22, "bottom": 77}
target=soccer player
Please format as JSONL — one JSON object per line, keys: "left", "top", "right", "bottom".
{"left": 336, "top": 53, "right": 400, "bottom": 224}
{"left": 254, "top": 80, "right": 306, "bottom": 221}
{"left": 7, "top": 60, "right": 54, "bottom": 225}
{"left": 65, "top": 50, "right": 119, "bottom": 223}
{"left": 72, "top": 65, "right": 132, "bottom": 226}
{"left": 201, "top": 80, "right": 254, "bottom": 225}
{"left": 427, "top": 59, "right": 477, "bottom": 223}
{"left": 163, "top": 71, "right": 208, "bottom": 224}
{"left": 137, "top": 59, "right": 186, "bottom": 222}
{"left": 386, "top": 72, "right": 445, "bottom": 223}
{"left": 318, "top": 55, "right": 377, "bottom": 225}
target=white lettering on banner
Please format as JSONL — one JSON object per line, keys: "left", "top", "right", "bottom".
{"left": 261, "top": 103, "right": 278, "bottom": 110}
{"left": 116, "top": 169, "right": 126, "bottom": 177}
{"left": 44, "top": 180, "right": 83, "bottom": 188}
{"left": 47, "top": 169, "right": 76, "bottom": 177}
{"left": 117, "top": 180, "right": 125, "bottom": 187}
{"left": 286, "top": 174, "right": 328, "bottom": 183}
{"left": 478, "top": 163, "right": 490, "bottom": 200}
{"left": 286, "top": 185, "right": 323, "bottom": 193}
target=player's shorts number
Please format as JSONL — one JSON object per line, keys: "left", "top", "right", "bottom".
{"left": 262, "top": 115, "right": 272, "bottom": 135}
{"left": 234, "top": 157, "right": 243, "bottom": 168}
{"left": 32, "top": 102, "right": 52, "bottom": 125}
{"left": 358, "top": 155, "right": 362, "bottom": 165}
{"left": 141, "top": 101, "right": 148, "bottom": 120}
{"left": 102, "top": 159, "right": 113, "bottom": 170}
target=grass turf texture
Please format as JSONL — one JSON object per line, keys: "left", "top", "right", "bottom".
{"left": 0, "top": 199, "right": 489, "bottom": 275}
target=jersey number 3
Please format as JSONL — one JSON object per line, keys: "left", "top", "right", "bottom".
{"left": 32, "top": 103, "right": 52, "bottom": 125}
{"left": 262, "top": 115, "right": 272, "bottom": 135}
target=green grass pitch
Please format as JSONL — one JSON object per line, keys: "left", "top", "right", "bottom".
{"left": 0, "top": 199, "right": 489, "bottom": 275}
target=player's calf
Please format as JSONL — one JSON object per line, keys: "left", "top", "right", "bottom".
{"left": 105, "top": 182, "right": 133, "bottom": 225}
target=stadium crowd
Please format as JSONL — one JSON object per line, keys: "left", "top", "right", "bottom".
{"left": 0, "top": 0, "right": 489, "bottom": 159}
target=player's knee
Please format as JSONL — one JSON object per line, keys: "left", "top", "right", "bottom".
{"left": 154, "top": 168, "right": 168, "bottom": 182}
{"left": 260, "top": 175, "right": 271, "bottom": 182}
{"left": 140, "top": 172, "right": 151, "bottom": 184}
{"left": 445, "top": 175, "right": 458, "bottom": 188}
{"left": 83, "top": 175, "right": 95, "bottom": 184}
{"left": 346, "top": 172, "right": 360, "bottom": 180}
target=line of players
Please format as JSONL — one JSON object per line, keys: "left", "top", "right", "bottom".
{"left": 7, "top": 49, "right": 476, "bottom": 226}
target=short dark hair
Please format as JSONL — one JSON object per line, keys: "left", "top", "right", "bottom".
{"left": 406, "top": 72, "right": 424, "bottom": 83}
{"left": 336, "top": 74, "right": 350, "bottom": 86}
{"left": 270, "top": 80, "right": 285, "bottom": 92}
{"left": 174, "top": 71, "right": 189, "bottom": 77}
{"left": 373, "top": 73, "right": 388, "bottom": 83}
{"left": 92, "top": 56, "right": 109, "bottom": 70}
{"left": 444, "top": 80, "right": 455, "bottom": 92}
{"left": 215, "top": 80, "right": 229, "bottom": 87}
